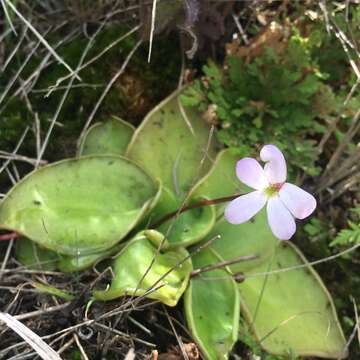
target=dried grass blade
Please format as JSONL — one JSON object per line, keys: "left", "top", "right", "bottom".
{"left": 0, "top": 312, "right": 63, "bottom": 360}
{"left": 3, "top": 0, "right": 80, "bottom": 80}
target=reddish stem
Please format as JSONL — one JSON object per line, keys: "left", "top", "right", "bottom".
{"left": 0, "top": 232, "right": 18, "bottom": 241}
{"left": 151, "top": 193, "right": 242, "bottom": 228}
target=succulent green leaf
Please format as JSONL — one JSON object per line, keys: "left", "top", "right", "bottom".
{"left": 57, "top": 243, "right": 123, "bottom": 272}
{"left": 15, "top": 238, "right": 59, "bottom": 271}
{"left": 238, "top": 242, "right": 347, "bottom": 358}
{"left": 204, "top": 210, "right": 279, "bottom": 273}
{"left": 78, "top": 117, "right": 135, "bottom": 156}
{"left": 200, "top": 214, "right": 346, "bottom": 357}
{"left": 93, "top": 230, "right": 192, "bottom": 306}
{"left": 157, "top": 204, "right": 216, "bottom": 248}
{"left": 15, "top": 237, "right": 122, "bottom": 273}
{"left": 148, "top": 187, "right": 216, "bottom": 248}
{"left": 143, "top": 229, "right": 171, "bottom": 250}
{"left": 126, "top": 89, "right": 218, "bottom": 196}
{"left": 145, "top": 186, "right": 179, "bottom": 224}
{"left": 190, "top": 149, "right": 245, "bottom": 214}
{"left": 0, "top": 156, "right": 159, "bottom": 256}
{"left": 185, "top": 249, "right": 240, "bottom": 360}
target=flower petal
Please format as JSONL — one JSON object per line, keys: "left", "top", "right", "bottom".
{"left": 225, "top": 191, "right": 267, "bottom": 224}
{"left": 260, "top": 144, "right": 287, "bottom": 184}
{"left": 266, "top": 196, "right": 296, "bottom": 240}
{"left": 236, "top": 158, "right": 269, "bottom": 190}
{"left": 279, "top": 183, "right": 317, "bottom": 219}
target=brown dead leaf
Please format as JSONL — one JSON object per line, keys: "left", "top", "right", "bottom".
{"left": 226, "top": 21, "right": 289, "bottom": 62}
{"left": 202, "top": 104, "right": 219, "bottom": 125}
{"left": 158, "top": 343, "right": 200, "bottom": 360}
{"left": 115, "top": 73, "right": 151, "bottom": 119}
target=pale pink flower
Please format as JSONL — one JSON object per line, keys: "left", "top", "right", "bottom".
{"left": 224, "top": 145, "right": 317, "bottom": 240}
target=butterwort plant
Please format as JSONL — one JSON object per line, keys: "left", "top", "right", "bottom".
{"left": 225, "top": 144, "right": 317, "bottom": 240}
{"left": 0, "top": 90, "right": 347, "bottom": 359}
